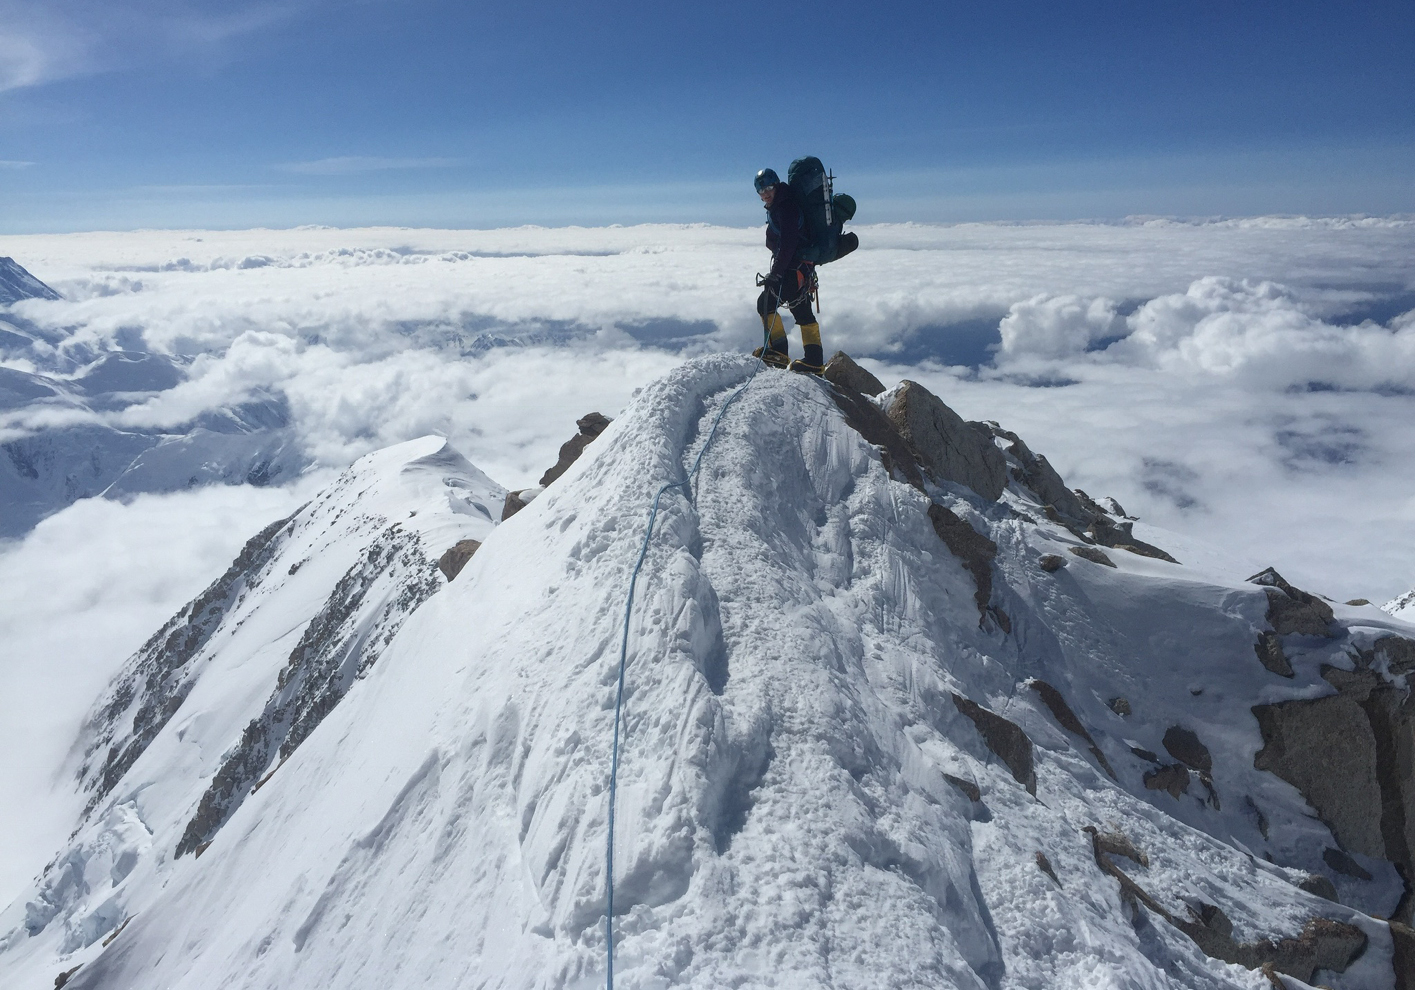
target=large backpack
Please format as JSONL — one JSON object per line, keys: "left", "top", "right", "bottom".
{"left": 786, "top": 156, "right": 858, "bottom": 265}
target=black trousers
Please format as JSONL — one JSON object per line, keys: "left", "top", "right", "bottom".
{"left": 756, "top": 268, "right": 815, "bottom": 329}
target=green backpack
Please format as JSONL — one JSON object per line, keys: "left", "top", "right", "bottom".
{"left": 786, "top": 157, "right": 858, "bottom": 264}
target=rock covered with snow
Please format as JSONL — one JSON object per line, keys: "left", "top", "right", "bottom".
{"left": 1385, "top": 587, "right": 1415, "bottom": 621}
{"left": 3, "top": 355, "right": 1413, "bottom": 990}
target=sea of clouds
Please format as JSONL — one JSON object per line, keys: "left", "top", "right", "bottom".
{"left": 1, "top": 218, "right": 1413, "bottom": 900}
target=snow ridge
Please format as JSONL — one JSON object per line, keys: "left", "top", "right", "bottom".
{"left": 4, "top": 355, "right": 1414, "bottom": 990}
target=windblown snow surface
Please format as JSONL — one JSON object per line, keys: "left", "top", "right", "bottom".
{"left": 4, "top": 355, "right": 1412, "bottom": 989}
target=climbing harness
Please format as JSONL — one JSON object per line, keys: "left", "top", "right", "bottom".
{"left": 605, "top": 321, "right": 774, "bottom": 990}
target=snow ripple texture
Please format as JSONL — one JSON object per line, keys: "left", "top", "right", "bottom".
{"left": 3, "top": 355, "right": 1411, "bottom": 989}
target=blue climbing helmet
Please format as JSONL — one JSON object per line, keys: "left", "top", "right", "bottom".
{"left": 753, "top": 168, "right": 779, "bottom": 193}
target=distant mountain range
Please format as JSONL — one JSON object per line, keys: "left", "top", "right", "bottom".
{"left": 0, "top": 259, "right": 306, "bottom": 536}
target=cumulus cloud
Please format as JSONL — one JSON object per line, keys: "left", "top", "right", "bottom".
{"left": 997, "top": 293, "right": 1121, "bottom": 360}
{"left": 2, "top": 219, "right": 1414, "bottom": 603}
{"left": 992, "top": 276, "right": 1415, "bottom": 393}
{"left": 277, "top": 156, "right": 463, "bottom": 175}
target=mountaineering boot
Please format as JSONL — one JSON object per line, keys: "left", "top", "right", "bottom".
{"left": 753, "top": 346, "right": 791, "bottom": 369}
{"left": 791, "top": 322, "right": 824, "bottom": 374}
{"left": 754, "top": 312, "right": 791, "bottom": 367}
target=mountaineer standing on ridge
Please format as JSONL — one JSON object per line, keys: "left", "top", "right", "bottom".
{"left": 753, "top": 158, "right": 858, "bottom": 376}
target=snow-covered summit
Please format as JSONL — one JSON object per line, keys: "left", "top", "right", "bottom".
{"left": 5, "top": 355, "right": 1414, "bottom": 990}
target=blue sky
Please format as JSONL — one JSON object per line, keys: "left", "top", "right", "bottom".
{"left": 1, "top": 0, "right": 1411, "bottom": 231}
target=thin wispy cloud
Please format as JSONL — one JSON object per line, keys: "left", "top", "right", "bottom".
{"left": 0, "top": 1, "right": 306, "bottom": 93}
{"left": 276, "top": 156, "right": 463, "bottom": 176}
{"left": 0, "top": 159, "right": 35, "bottom": 168}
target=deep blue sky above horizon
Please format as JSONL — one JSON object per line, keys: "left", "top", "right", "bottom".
{"left": 1, "top": 0, "right": 1411, "bottom": 232}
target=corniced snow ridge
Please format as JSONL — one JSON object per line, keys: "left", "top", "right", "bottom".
{"left": 3, "top": 353, "right": 1414, "bottom": 990}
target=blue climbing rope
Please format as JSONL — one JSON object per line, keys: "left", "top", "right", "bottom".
{"left": 605, "top": 310, "right": 777, "bottom": 989}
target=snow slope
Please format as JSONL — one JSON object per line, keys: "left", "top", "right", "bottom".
{"left": 0, "top": 435, "right": 502, "bottom": 987}
{"left": 5, "top": 355, "right": 1413, "bottom": 989}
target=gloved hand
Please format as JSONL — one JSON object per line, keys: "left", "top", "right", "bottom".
{"left": 760, "top": 272, "right": 782, "bottom": 295}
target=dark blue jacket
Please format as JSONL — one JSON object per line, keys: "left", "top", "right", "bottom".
{"left": 763, "top": 183, "right": 804, "bottom": 277}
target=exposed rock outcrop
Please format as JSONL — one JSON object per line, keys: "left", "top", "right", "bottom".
{"left": 1248, "top": 567, "right": 1336, "bottom": 637}
{"left": 952, "top": 694, "right": 1036, "bottom": 795}
{"left": 1391, "top": 921, "right": 1415, "bottom": 990}
{"left": 882, "top": 381, "right": 1009, "bottom": 501}
{"left": 1084, "top": 826, "right": 1148, "bottom": 867}
{"left": 1297, "top": 873, "right": 1338, "bottom": 902}
{"left": 1083, "top": 827, "right": 1368, "bottom": 981}
{"left": 1038, "top": 553, "right": 1067, "bottom": 572}
{"left": 1068, "top": 545, "right": 1116, "bottom": 567}
{"left": 1070, "top": 487, "right": 1177, "bottom": 562}
{"left": 437, "top": 539, "right": 481, "bottom": 581}
{"left": 1175, "top": 911, "right": 1367, "bottom": 984}
{"left": 1035, "top": 852, "right": 1061, "bottom": 885}
{"left": 538, "top": 412, "right": 612, "bottom": 487}
{"left": 78, "top": 513, "right": 295, "bottom": 811}
{"left": 1143, "top": 763, "right": 1190, "bottom": 798}
{"left": 822, "top": 378, "right": 925, "bottom": 489}
{"left": 1254, "top": 631, "right": 1295, "bottom": 677}
{"left": 988, "top": 426, "right": 1175, "bottom": 561}
{"left": 823, "top": 351, "right": 885, "bottom": 397}
{"left": 1162, "top": 726, "right": 1212, "bottom": 773}
{"left": 928, "top": 503, "right": 998, "bottom": 624}
{"left": 992, "top": 427, "right": 1089, "bottom": 526}
{"left": 502, "top": 487, "right": 542, "bottom": 521}
{"left": 1252, "top": 636, "right": 1415, "bottom": 924}
{"left": 1028, "top": 679, "right": 1116, "bottom": 778}
{"left": 824, "top": 361, "right": 999, "bottom": 624}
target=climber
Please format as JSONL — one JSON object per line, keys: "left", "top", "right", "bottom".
{"left": 753, "top": 167, "right": 826, "bottom": 375}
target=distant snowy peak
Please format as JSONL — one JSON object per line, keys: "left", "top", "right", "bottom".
{"left": 0, "top": 258, "right": 61, "bottom": 305}
{"left": 78, "top": 434, "right": 502, "bottom": 808}
{"left": 0, "top": 356, "right": 310, "bottom": 538}
{"left": 8, "top": 436, "right": 502, "bottom": 970}
{"left": 1386, "top": 587, "right": 1415, "bottom": 620}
